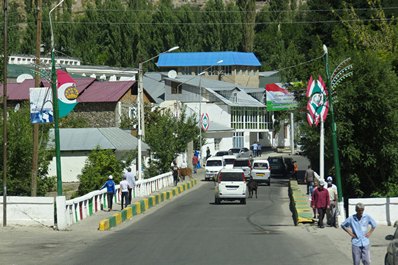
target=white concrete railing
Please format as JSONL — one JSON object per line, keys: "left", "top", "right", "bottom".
{"left": 0, "top": 196, "right": 54, "bottom": 226}
{"left": 348, "top": 197, "right": 398, "bottom": 226}
{"left": 60, "top": 172, "right": 173, "bottom": 228}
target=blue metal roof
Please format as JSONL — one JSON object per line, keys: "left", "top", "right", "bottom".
{"left": 157, "top": 52, "right": 261, "bottom": 67}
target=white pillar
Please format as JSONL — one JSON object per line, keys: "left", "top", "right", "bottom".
{"left": 56, "top": 196, "right": 67, "bottom": 230}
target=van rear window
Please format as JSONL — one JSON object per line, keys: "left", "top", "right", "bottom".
{"left": 253, "top": 163, "right": 268, "bottom": 169}
{"left": 234, "top": 160, "right": 249, "bottom": 166}
{"left": 220, "top": 172, "right": 243, "bottom": 181}
{"left": 207, "top": 160, "right": 222, "bottom": 167}
{"left": 224, "top": 159, "right": 235, "bottom": 165}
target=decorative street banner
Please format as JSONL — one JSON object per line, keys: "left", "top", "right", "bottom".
{"left": 201, "top": 113, "right": 210, "bottom": 131}
{"left": 57, "top": 69, "right": 79, "bottom": 118}
{"left": 30, "top": 87, "right": 53, "bottom": 124}
{"left": 306, "top": 76, "right": 329, "bottom": 126}
{"left": 265, "top": 83, "right": 297, "bottom": 111}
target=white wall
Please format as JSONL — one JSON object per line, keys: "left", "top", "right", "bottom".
{"left": 348, "top": 197, "right": 398, "bottom": 226}
{"left": 0, "top": 197, "right": 54, "bottom": 226}
{"left": 48, "top": 155, "right": 87, "bottom": 182}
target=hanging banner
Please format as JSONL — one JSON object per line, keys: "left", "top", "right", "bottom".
{"left": 57, "top": 69, "right": 79, "bottom": 118}
{"left": 306, "top": 76, "right": 329, "bottom": 126}
{"left": 265, "top": 83, "right": 297, "bottom": 111}
{"left": 30, "top": 87, "right": 53, "bottom": 124}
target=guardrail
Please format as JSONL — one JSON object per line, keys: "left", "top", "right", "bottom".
{"left": 63, "top": 172, "right": 173, "bottom": 226}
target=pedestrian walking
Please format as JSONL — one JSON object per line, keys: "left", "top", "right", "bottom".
{"left": 124, "top": 167, "right": 136, "bottom": 205}
{"left": 171, "top": 160, "right": 179, "bottom": 186}
{"left": 341, "top": 202, "right": 377, "bottom": 265}
{"left": 326, "top": 180, "right": 337, "bottom": 227}
{"left": 311, "top": 180, "right": 330, "bottom": 228}
{"left": 293, "top": 161, "right": 299, "bottom": 181}
{"left": 252, "top": 142, "right": 258, "bottom": 157}
{"left": 100, "top": 175, "right": 116, "bottom": 212}
{"left": 119, "top": 176, "right": 130, "bottom": 209}
{"left": 305, "top": 165, "right": 315, "bottom": 195}
{"left": 192, "top": 155, "right": 198, "bottom": 174}
{"left": 206, "top": 147, "right": 211, "bottom": 160}
{"left": 257, "top": 143, "right": 262, "bottom": 157}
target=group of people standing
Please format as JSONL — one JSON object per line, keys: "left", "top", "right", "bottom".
{"left": 305, "top": 164, "right": 377, "bottom": 265}
{"left": 100, "top": 167, "right": 136, "bottom": 212}
{"left": 251, "top": 142, "right": 262, "bottom": 157}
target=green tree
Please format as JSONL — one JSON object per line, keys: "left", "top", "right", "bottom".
{"left": 145, "top": 106, "right": 199, "bottom": 176}
{"left": 0, "top": 104, "right": 52, "bottom": 196}
{"left": 77, "top": 147, "right": 122, "bottom": 196}
{"left": 237, "top": 0, "right": 255, "bottom": 51}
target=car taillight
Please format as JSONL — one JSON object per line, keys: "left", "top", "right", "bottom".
{"left": 242, "top": 173, "right": 246, "bottom": 182}
{"left": 269, "top": 166, "right": 271, "bottom": 170}
{"left": 248, "top": 160, "right": 252, "bottom": 169}
{"left": 218, "top": 173, "right": 222, "bottom": 183}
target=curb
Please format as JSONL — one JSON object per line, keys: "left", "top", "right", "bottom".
{"left": 98, "top": 179, "right": 198, "bottom": 231}
{"left": 288, "top": 180, "right": 314, "bottom": 225}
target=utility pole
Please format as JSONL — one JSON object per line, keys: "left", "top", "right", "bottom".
{"left": 3, "top": 0, "right": 9, "bottom": 227}
{"left": 31, "top": 0, "right": 43, "bottom": 197}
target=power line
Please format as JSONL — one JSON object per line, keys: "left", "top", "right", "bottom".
{"left": 76, "top": 6, "right": 398, "bottom": 14}
{"left": 5, "top": 17, "right": 392, "bottom": 27}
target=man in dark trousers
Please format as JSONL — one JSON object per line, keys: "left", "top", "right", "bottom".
{"left": 311, "top": 180, "right": 330, "bottom": 228}
{"left": 304, "top": 165, "right": 315, "bottom": 195}
{"left": 100, "top": 175, "right": 116, "bottom": 212}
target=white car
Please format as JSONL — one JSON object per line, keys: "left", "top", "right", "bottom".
{"left": 214, "top": 168, "right": 247, "bottom": 205}
{"left": 205, "top": 156, "right": 224, "bottom": 181}
{"left": 222, "top": 155, "right": 236, "bottom": 169}
{"left": 251, "top": 159, "right": 271, "bottom": 186}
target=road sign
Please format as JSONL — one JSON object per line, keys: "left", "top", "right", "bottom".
{"left": 201, "top": 113, "right": 209, "bottom": 131}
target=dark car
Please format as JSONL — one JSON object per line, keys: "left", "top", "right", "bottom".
{"left": 283, "top": 157, "right": 294, "bottom": 177}
{"left": 385, "top": 220, "right": 398, "bottom": 265}
{"left": 267, "top": 156, "right": 287, "bottom": 178}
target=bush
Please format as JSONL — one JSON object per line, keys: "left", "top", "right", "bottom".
{"left": 77, "top": 147, "right": 122, "bottom": 195}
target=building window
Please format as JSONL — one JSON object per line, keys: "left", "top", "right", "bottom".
{"left": 231, "top": 107, "right": 272, "bottom": 130}
{"left": 233, "top": 132, "right": 244, "bottom": 148}
{"left": 171, "top": 81, "right": 182, "bottom": 94}
{"left": 214, "top": 138, "right": 221, "bottom": 150}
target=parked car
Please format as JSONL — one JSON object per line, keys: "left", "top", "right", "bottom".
{"left": 215, "top": 150, "right": 232, "bottom": 157}
{"left": 267, "top": 156, "right": 287, "bottom": 178}
{"left": 385, "top": 220, "right": 398, "bottom": 265}
{"left": 251, "top": 160, "right": 271, "bottom": 185}
{"left": 205, "top": 156, "right": 224, "bottom": 181}
{"left": 283, "top": 157, "right": 294, "bottom": 177}
{"left": 233, "top": 158, "right": 252, "bottom": 179}
{"left": 214, "top": 168, "right": 247, "bottom": 205}
{"left": 222, "top": 155, "right": 236, "bottom": 169}
{"left": 229, "top": 147, "right": 253, "bottom": 158}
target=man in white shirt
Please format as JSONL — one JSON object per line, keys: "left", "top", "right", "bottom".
{"left": 123, "top": 168, "right": 136, "bottom": 206}
{"left": 119, "top": 176, "right": 130, "bottom": 210}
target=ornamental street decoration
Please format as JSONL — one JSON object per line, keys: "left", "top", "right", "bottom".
{"left": 57, "top": 69, "right": 78, "bottom": 118}
{"left": 306, "top": 75, "right": 329, "bottom": 126}
{"left": 201, "top": 113, "right": 210, "bottom": 131}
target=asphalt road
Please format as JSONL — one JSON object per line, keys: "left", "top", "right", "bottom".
{"left": 48, "top": 176, "right": 354, "bottom": 265}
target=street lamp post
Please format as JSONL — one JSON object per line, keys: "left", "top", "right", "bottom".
{"left": 323, "top": 45, "right": 344, "bottom": 216}
{"left": 197, "top": 60, "right": 223, "bottom": 160}
{"left": 136, "top": 46, "right": 179, "bottom": 180}
{"left": 49, "top": 0, "right": 64, "bottom": 196}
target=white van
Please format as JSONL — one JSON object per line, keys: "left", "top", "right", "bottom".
{"left": 205, "top": 156, "right": 224, "bottom": 181}
{"left": 222, "top": 155, "right": 236, "bottom": 169}
{"left": 215, "top": 168, "right": 247, "bottom": 204}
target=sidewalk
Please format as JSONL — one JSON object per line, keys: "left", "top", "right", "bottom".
{"left": 295, "top": 182, "right": 392, "bottom": 264}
